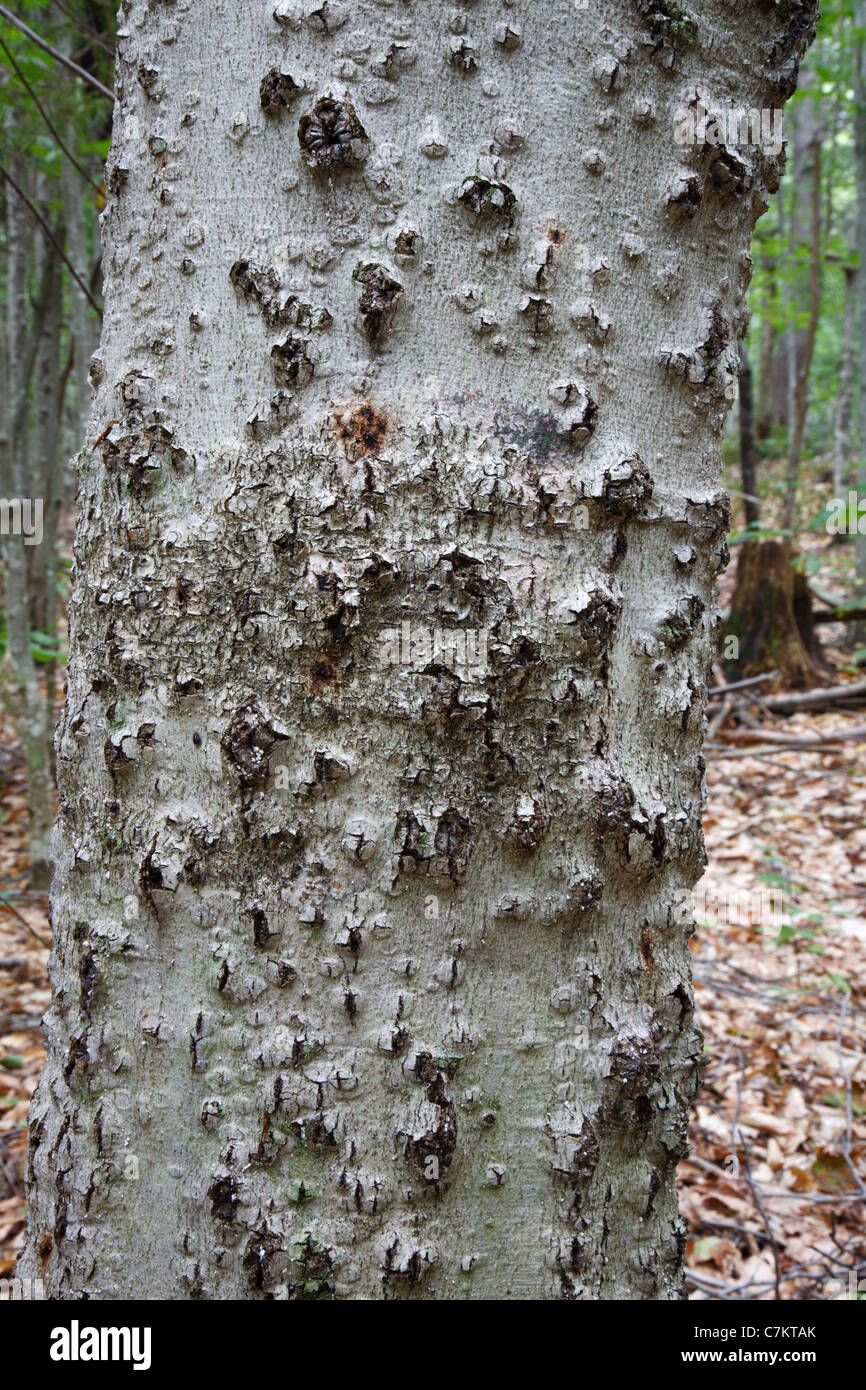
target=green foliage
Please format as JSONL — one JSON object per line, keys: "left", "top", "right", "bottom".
{"left": 0, "top": 611, "right": 66, "bottom": 665}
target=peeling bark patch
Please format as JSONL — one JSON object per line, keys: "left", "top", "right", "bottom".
{"left": 230, "top": 261, "right": 287, "bottom": 328}
{"left": 603, "top": 1036, "right": 659, "bottom": 1133}
{"left": 601, "top": 455, "right": 653, "bottom": 518}
{"left": 457, "top": 176, "right": 516, "bottom": 224}
{"left": 706, "top": 148, "right": 750, "bottom": 201}
{"left": 298, "top": 96, "right": 369, "bottom": 170}
{"left": 547, "top": 381, "right": 598, "bottom": 447}
{"left": 446, "top": 35, "right": 478, "bottom": 72}
{"left": 570, "top": 591, "right": 621, "bottom": 664}
{"left": 394, "top": 228, "right": 419, "bottom": 258}
{"left": 208, "top": 1174, "right": 239, "bottom": 1224}
{"left": 221, "top": 698, "right": 284, "bottom": 788}
{"left": 231, "top": 261, "right": 332, "bottom": 334}
{"left": 38, "top": 1230, "right": 53, "bottom": 1276}
{"left": 354, "top": 264, "right": 403, "bottom": 344}
{"left": 517, "top": 295, "right": 554, "bottom": 338}
{"left": 138, "top": 835, "right": 163, "bottom": 919}
{"left": 766, "top": 2, "right": 819, "bottom": 101}
{"left": 252, "top": 908, "right": 274, "bottom": 948}
{"left": 260, "top": 69, "right": 303, "bottom": 115}
{"left": 636, "top": 0, "right": 696, "bottom": 59}
{"left": 79, "top": 944, "right": 97, "bottom": 1016}
{"left": 288, "top": 1235, "right": 335, "bottom": 1299}
{"left": 62, "top": 1037, "right": 88, "bottom": 1085}
{"left": 569, "top": 875, "right": 603, "bottom": 915}
{"left": 100, "top": 423, "right": 188, "bottom": 498}
{"left": 508, "top": 795, "right": 546, "bottom": 852}
{"left": 659, "top": 595, "right": 705, "bottom": 650}
{"left": 405, "top": 1053, "right": 458, "bottom": 1181}
{"left": 433, "top": 808, "right": 476, "bottom": 884}
{"left": 495, "top": 405, "right": 597, "bottom": 464}
{"left": 705, "top": 301, "right": 730, "bottom": 366}
{"left": 270, "top": 335, "right": 315, "bottom": 390}
{"left": 243, "top": 1225, "right": 283, "bottom": 1290}
{"left": 333, "top": 401, "right": 388, "bottom": 457}
{"left": 666, "top": 169, "right": 703, "bottom": 218}
{"left": 555, "top": 1117, "right": 600, "bottom": 1187}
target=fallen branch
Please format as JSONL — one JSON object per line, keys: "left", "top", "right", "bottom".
{"left": 808, "top": 579, "right": 866, "bottom": 623}
{"left": 713, "top": 723, "right": 866, "bottom": 748}
{"left": 813, "top": 607, "right": 866, "bottom": 624}
{"left": 0, "top": 898, "right": 49, "bottom": 950}
{"left": 709, "top": 671, "right": 779, "bottom": 698}
{"left": 757, "top": 678, "right": 866, "bottom": 713}
{"left": 706, "top": 739, "right": 862, "bottom": 758}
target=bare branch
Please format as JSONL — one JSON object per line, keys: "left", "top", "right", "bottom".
{"left": 0, "top": 5, "right": 113, "bottom": 100}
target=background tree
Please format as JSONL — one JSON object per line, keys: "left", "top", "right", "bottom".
{"left": 0, "top": 1, "right": 111, "bottom": 887}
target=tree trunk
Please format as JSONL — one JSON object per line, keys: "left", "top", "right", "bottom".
{"left": 781, "top": 73, "right": 823, "bottom": 535}
{"left": 832, "top": 263, "right": 856, "bottom": 498}
{"left": 1, "top": 123, "right": 53, "bottom": 890}
{"left": 61, "top": 49, "right": 96, "bottom": 447}
{"left": 724, "top": 540, "right": 817, "bottom": 688}
{"left": 755, "top": 280, "right": 776, "bottom": 443}
{"left": 21, "top": 0, "right": 816, "bottom": 1300}
{"left": 31, "top": 198, "right": 63, "bottom": 727}
{"left": 737, "top": 343, "right": 760, "bottom": 528}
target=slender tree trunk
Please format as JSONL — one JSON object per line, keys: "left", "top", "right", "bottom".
{"left": 738, "top": 344, "right": 760, "bottom": 528}
{"left": 21, "top": 0, "right": 816, "bottom": 1300}
{"left": 61, "top": 46, "right": 94, "bottom": 445}
{"left": 832, "top": 264, "right": 856, "bottom": 498}
{"left": 32, "top": 206, "right": 63, "bottom": 736}
{"left": 755, "top": 285, "right": 776, "bottom": 443}
{"left": 781, "top": 81, "right": 823, "bottom": 535}
{"left": 1, "top": 121, "right": 53, "bottom": 889}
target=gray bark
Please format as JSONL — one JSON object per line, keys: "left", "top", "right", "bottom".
{"left": 21, "top": 0, "right": 815, "bottom": 1300}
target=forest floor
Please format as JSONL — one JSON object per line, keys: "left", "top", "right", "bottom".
{"left": 1, "top": 474, "right": 865, "bottom": 1300}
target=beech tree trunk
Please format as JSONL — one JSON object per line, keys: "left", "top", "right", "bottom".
{"left": 21, "top": 0, "right": 815, "bottom": 1300}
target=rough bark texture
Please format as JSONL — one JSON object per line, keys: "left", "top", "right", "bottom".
{"left": 22, "top": 0, "right": 815, "bottom": 1300}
